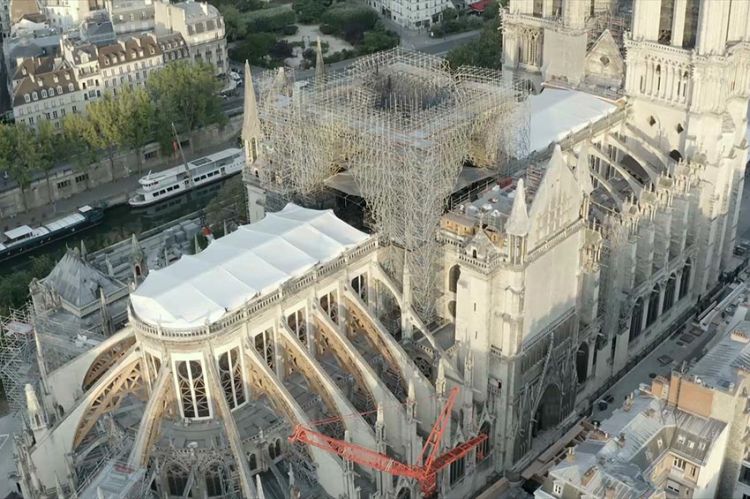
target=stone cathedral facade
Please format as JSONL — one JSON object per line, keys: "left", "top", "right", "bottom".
{"left": 12, "top": 1, "right": 750, "bottom": 498}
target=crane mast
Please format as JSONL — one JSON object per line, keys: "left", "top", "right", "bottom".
{"left": 288, "top": 386, "right": 488, "bottom": 497}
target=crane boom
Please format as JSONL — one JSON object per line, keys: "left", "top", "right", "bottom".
{"left": 289, "top": 425, "right": 421, "bottom": 480}
{"left": 288, "top": 386, "right": 489, "bottom": 497}
{"left": 419, "top": 386, "right": 459, "bottom": 470}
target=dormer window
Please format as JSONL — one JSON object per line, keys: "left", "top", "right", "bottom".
{"left": 48, "top": 88, "right": 54, "bottom": 97}
{"left": 24, "top": 93, "right": 30, "bottom": 103}
{"left": 41, "top": 89, "right": 47, "bottom": 98}
{"left": 104, "top": 58, "right": 110, "bottom": 66}
{"left": 53, "top": 75, "right": 59, "bottom": 83}
{"left": 21, "top": 67, "right": 27, "bottom": 75}
{"left": 32, "top": 91, "right": 38, "bottom": 101}
{"left": 57, "top": 85, "right": 62, "bottom": 94}
{"left": 149, "top": 47, "right": 155, "bottom": 55}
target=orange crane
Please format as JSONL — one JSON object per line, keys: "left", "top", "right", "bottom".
{"left": 288, "top": 386, "right": 488, "bottom": 497}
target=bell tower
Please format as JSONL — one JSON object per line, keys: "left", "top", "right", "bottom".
{"left": 625, "top": 0, "right": 750, "bottom": 295}
{"left": 502, "top": 0, "right": 589, "bottom": 85}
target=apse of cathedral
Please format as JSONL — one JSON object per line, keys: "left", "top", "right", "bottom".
{"left": 13, "top": 1, "right": 750, "bottom": 498}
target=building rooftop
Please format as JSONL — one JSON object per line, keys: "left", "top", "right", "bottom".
{"left": 689, "top": 307, "right": 750, "bottom": 392}
{"left": 12, "top": 64, "right": 79, "bottom": 107}
{"left": 131, "top": 204, "right": 371, "bottom": 328}
{"left": 43, "top": 249, "right": 124, "bottom": 308}
{"left": 528, "top": 87, "right": 619, "bottom": 154}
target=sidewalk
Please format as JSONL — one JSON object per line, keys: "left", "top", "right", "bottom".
{"left": 6, "top": 138, "right": 238, "bottom": 228}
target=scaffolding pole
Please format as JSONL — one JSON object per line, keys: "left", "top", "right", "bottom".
{"left": 254, "top": 48, "right": 529, "bottom": 321}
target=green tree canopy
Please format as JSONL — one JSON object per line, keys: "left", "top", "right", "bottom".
{"left": 146, "top": 61, "right": 226, "bottom": 140}
{"left": 446, "top": 18, "right": 503, "bottom": 70}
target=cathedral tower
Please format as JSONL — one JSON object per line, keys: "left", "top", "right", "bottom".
{"left": 625, "top": 0, "right": 750, "bottom": 295}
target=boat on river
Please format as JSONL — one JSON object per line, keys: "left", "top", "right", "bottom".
{"left": 128, "top": 148, "right": 245, "bottom": 208}
{"left": 0, "top": 205, "right": 104, "bottom": 262}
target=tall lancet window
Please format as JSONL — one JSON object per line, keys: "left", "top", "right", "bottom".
{"left": 177, "top": 359, "right": 210, "bottom": 419}
{"left": 219, "top": 347, "right": 246, "bottom": 410}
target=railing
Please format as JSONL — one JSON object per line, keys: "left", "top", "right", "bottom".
{"left": 131, "top": 237, "right": 379, "bottom": 340}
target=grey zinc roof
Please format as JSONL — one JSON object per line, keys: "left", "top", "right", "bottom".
{"left": 43, "top": 249, "right": 123, "bottom": 308}
{"left": 689, "top": 318, "right": 750, "bottom": 392}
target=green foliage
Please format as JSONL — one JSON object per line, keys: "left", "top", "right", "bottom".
{"left": 0, "top": 254, "right": 55, "bottom": 316}
{"left": 229, "top": 32, "right": 278, "bottom": 66}
{"left": 430, "top": 12, "right": 484, "bottom": 37}
{"left": 146, "top": 61, "right": 226, "bottom": 139}
{"left": 441, "top": 7, "right": 459, "bottom": 21}
{"left": 292, "top": 0, "right": 331, "bottom": 24}
{"left": 482, "top": 0, "right": 500, "bottom": 20}
{"left": 323, "top": 4, "right": 379, "bottom": 43}
{"left": 359, "top": 26, "right": 399, "bottom": 54}
{"left": 246, "top": 8, "right": 296, "bottom": 33}
{"left": 446, "top": 18, "right": 503, "bottom": 69}
{"left": 221, "top": 5, "right": 247, "bottom": 41}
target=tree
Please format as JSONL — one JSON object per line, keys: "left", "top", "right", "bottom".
{"left": 221, "top": 5, "right": 247, "bottom": 41}
{"left": 9, "top": 124, "right": 41, "bottom": 211}
{"left": 62, "top": 114, "right": 99, "bottom": 189}
{"left": 86, "top": 94, "right": 125, "bottom": 171}
{"left": 36, "top": 121, "right": 59, "bottom": 202}
{"left": 117, "top": 87, "right": 155, "bottom": 173}
{"left": 146, "top": 61, "right": 225, "bottom": 145}
{"left": 446, "top": 19, "right": 503, "bottom": 69}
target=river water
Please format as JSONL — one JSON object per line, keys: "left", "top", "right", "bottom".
{"left": 1, "top": 177, "right": 230, "bottom": 275}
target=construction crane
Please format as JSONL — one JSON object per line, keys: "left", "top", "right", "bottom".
{"left": 288, "top": 386, "right": 488, "bottom": 497}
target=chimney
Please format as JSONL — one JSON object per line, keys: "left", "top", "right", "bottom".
{"left": 566, "top": 446, "right": 575, "bottom": 463}
{"left": 623, "top": 392, "right": 634, "bottom": 411}
{"left": 617, "top": 433, "right": 625, "bottom": 448}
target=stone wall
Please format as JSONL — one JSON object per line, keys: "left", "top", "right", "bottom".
{"left": 0, "top": 115, "right": 241, "bottom": 220}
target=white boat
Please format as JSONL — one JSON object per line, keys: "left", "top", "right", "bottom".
{"left": 128, "top": 147, "right": 245, "bottom": 207}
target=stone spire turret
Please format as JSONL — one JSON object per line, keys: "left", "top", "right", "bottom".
{"left": 315, "top": 37, "right": 325, "bottom": 86}
{"left": 99, "top": 287, "right": 112, "bottom": 336}
{"left": 130, "top": 233, "right": 147, "bottom": 283}
{"left": 242, "top": 60, "right": 262, "bottom": 164}
{"left": 25, "top": 384, "right": 47, "bottom": 439}
{"left": 506, "top": 178, "right": 530, "bottom": 237}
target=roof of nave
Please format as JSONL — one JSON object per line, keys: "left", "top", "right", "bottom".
{"left": 528, "top": 87, "right": 619, "bottom": 154}
{"left": 130, "top": 204, "right": 371, "bottom": 328}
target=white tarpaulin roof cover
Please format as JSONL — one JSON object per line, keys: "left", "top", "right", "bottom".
{"left": 529, "top": 88, "right": 618, "bottom": 154}
{"left": 131, "top": 204, "right": 370, "bottom": 328}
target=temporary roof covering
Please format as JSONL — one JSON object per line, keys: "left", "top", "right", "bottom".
{"left": 130, "top": 204, "right": 370, "bottom": 328}
{"left": 529, "top": 88, "right": 618, "bottom": 154}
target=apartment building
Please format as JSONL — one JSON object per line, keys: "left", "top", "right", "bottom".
{"left": 156, "top": 31, "right": 188, "bottom": 64}
{"left": 97, "top": 33, "right": 163, "bottom": 93}
{"left": 369, "top": 0, "right": 453, "bottom": 30}
{"left": 153, "top": 0, "right": 226, "bottom": 75}
{"left": 537, "top": 289, "right": 750, "bottom": 499}
{"left": 105, "top": 0, "right": 154, "bottom": 35}
{"left": 12, "top": 64, "right": 84, "bottom": 129}
{"left": 42, "top": 0, "right": 104, "bottom": 31}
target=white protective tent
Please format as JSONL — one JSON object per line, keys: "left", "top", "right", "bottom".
{"left": 130, "top": 204, "right": 370, "bottom": 328}
{"left": 529, "top": 88, "right": 618, "bottom": 154}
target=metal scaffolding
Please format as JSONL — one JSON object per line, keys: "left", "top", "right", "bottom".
{"left": 255, "top": 48, "right": 529, "bottom": 320}
{"left": 0, "top": 308, "right": 35, "bottom": 412}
